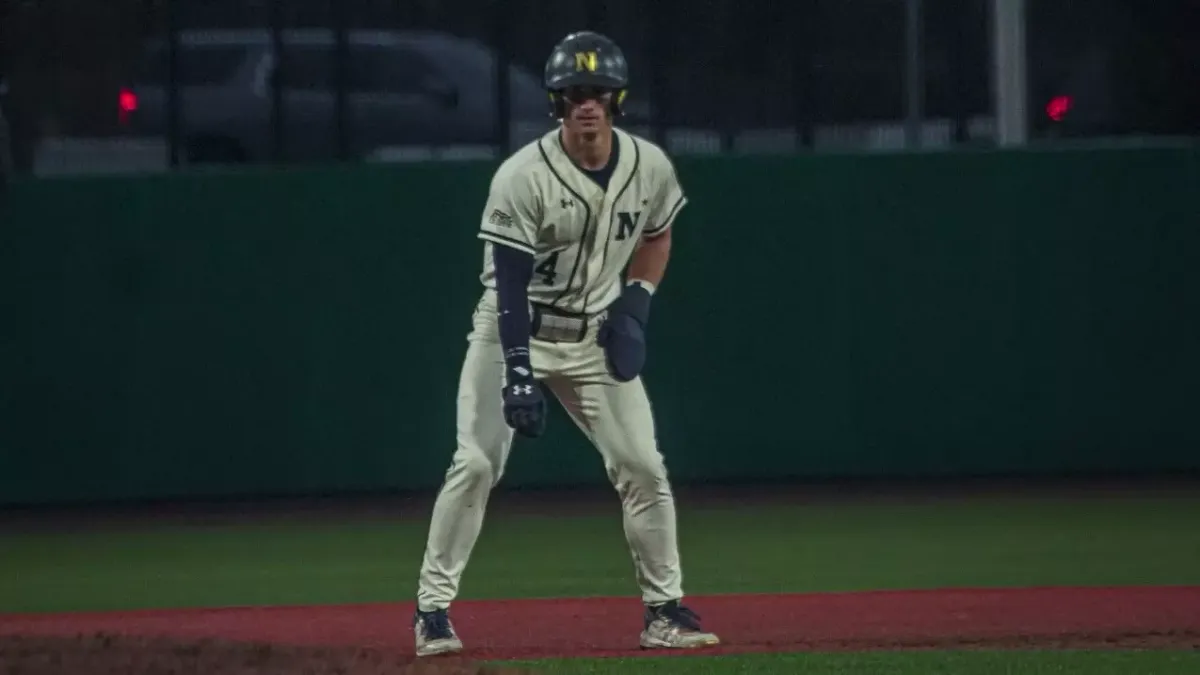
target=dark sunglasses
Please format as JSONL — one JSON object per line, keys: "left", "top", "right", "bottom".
{"left": 561, "top": 86, "right": 616, "bottom": 104}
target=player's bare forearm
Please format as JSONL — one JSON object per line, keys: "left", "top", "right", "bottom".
{"left": 627, "top": 228, "right": 671, "bottom": 288}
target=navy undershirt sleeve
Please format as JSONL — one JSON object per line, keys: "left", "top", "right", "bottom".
{"left": 492, "top": 243, "right": 535, "bottom": 378}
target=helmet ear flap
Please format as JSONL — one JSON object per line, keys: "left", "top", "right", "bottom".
{"left": 611, "top": 89, "right": 627, "bottom": 117}
{"left": 548, "top": 92, "right": 567, "bottom": 119}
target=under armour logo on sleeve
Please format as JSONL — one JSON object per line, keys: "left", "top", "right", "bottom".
{"left": 511, "top": 384, "right": 534, "bottom": 395}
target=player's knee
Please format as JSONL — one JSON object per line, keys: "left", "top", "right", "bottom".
{"left": 449, "top": 449, "right": 500, "bottom": 489}
{"left": 607, "top": 451, "right": 668, "bottom": 491}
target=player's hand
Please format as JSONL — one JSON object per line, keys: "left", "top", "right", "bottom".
{"left": 598, "top": 284, "right": 653, "bottom": 382}
{"left": 502, "top": 376, "right": 547, "bottom": 438}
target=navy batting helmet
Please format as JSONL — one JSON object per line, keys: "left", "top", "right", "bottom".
{"left": 543, "top": 31, "right": 629, "bottom": 118}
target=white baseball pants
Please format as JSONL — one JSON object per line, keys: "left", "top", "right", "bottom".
{"left": 415, "top": 290, "right": 685, "bottom": 610}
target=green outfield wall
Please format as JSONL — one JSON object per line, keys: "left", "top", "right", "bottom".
{"left": 2, "top": 145, "right": 1198, "bottom": 505}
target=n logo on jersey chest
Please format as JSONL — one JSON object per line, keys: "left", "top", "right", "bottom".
{"left": 615, "top": 210, "right": 642, "bottom": 241}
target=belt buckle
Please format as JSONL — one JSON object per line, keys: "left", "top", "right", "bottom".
{"left": 532, "top": 304, "right": 588, "bottom": 343}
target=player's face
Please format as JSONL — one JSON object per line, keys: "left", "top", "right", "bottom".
{"left": 561, "top": 86, "right": 615, "bottom": 135}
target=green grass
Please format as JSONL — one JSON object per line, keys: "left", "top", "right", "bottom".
{"left": 503, "top": 651, "right": 1200, "bottom": 674}
{"left": 2, "top": 494, "right": 1198, "bottom": 613}
{"left": 3, "top": 493, "right": 1199, "bottom": 673}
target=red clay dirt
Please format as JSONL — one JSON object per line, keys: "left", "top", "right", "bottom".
{"left": 2, "top": 586, "right": 1199, "bottom": 661}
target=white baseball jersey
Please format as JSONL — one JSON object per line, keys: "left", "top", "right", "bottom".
{"left": 477, "top": 127, "right": 686, "bottom": 315}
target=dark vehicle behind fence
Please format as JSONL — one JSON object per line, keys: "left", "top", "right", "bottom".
{"left": 118, "top": 29, "right": 564, "bottom": 164}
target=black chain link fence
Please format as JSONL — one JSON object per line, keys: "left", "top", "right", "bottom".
{"left": 0, "top": 0, "right": 1194, "bottom": 174}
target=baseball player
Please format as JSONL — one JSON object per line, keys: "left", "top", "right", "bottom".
{"left": 411, "top": 31, "right": 719, "bottom": 656}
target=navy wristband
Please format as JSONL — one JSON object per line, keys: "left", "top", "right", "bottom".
{"left": 493, "top": 244, "right": 535, "bottom": 379}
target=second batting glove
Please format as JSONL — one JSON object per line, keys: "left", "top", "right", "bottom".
{"left": 598, "top": 282, "right": 653, "bottom": 382}
{"left": 502, "top": 372, "right": 546, "bottom": 438}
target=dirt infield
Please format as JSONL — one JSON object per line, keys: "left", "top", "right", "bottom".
{"left": 2, "top": 586, "right": 1199, "bottom": 673}
{"left": 0, "top": 635, "right": 536, "bottom": 675}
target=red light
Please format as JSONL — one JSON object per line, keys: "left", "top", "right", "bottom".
{"left": 118, "top": 89, "right": 138, "bottom": 113}
{"left": 118, "top": 89, "right": 138, "bottom": 124}
{"left": 1046, "top": 95, "right": 1072, "bottom": 122}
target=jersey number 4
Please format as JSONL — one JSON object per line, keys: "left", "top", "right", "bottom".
{"left": 534, "top": 251, "right": 560, "bottom": 285}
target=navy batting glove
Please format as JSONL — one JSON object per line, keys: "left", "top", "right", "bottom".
{"left": 598, "top": 283, "right": 653, "bottom": 382}
{"left": 502, "top": 373, "right": 546, "bottom": 438}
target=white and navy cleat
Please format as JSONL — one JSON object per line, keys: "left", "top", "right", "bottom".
{"left": 414, "top": 608, "right": 464, "bottom": 657}
{"left": 639, "top": 600, "right": 721, "bottom": 649}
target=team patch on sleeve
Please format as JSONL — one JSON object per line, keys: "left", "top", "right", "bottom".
{"left": 488, "top": 209, "right": 514, "bottom": 229}
{"left": 478, "top": 169, "right": 541, "bottom": 255}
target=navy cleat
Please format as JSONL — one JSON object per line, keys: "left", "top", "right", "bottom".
{"left": 639, "top": 600, "right": 720, "bottom": 649}
{"left": 413, "top": 608, "right": 463, "bottom": 657}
